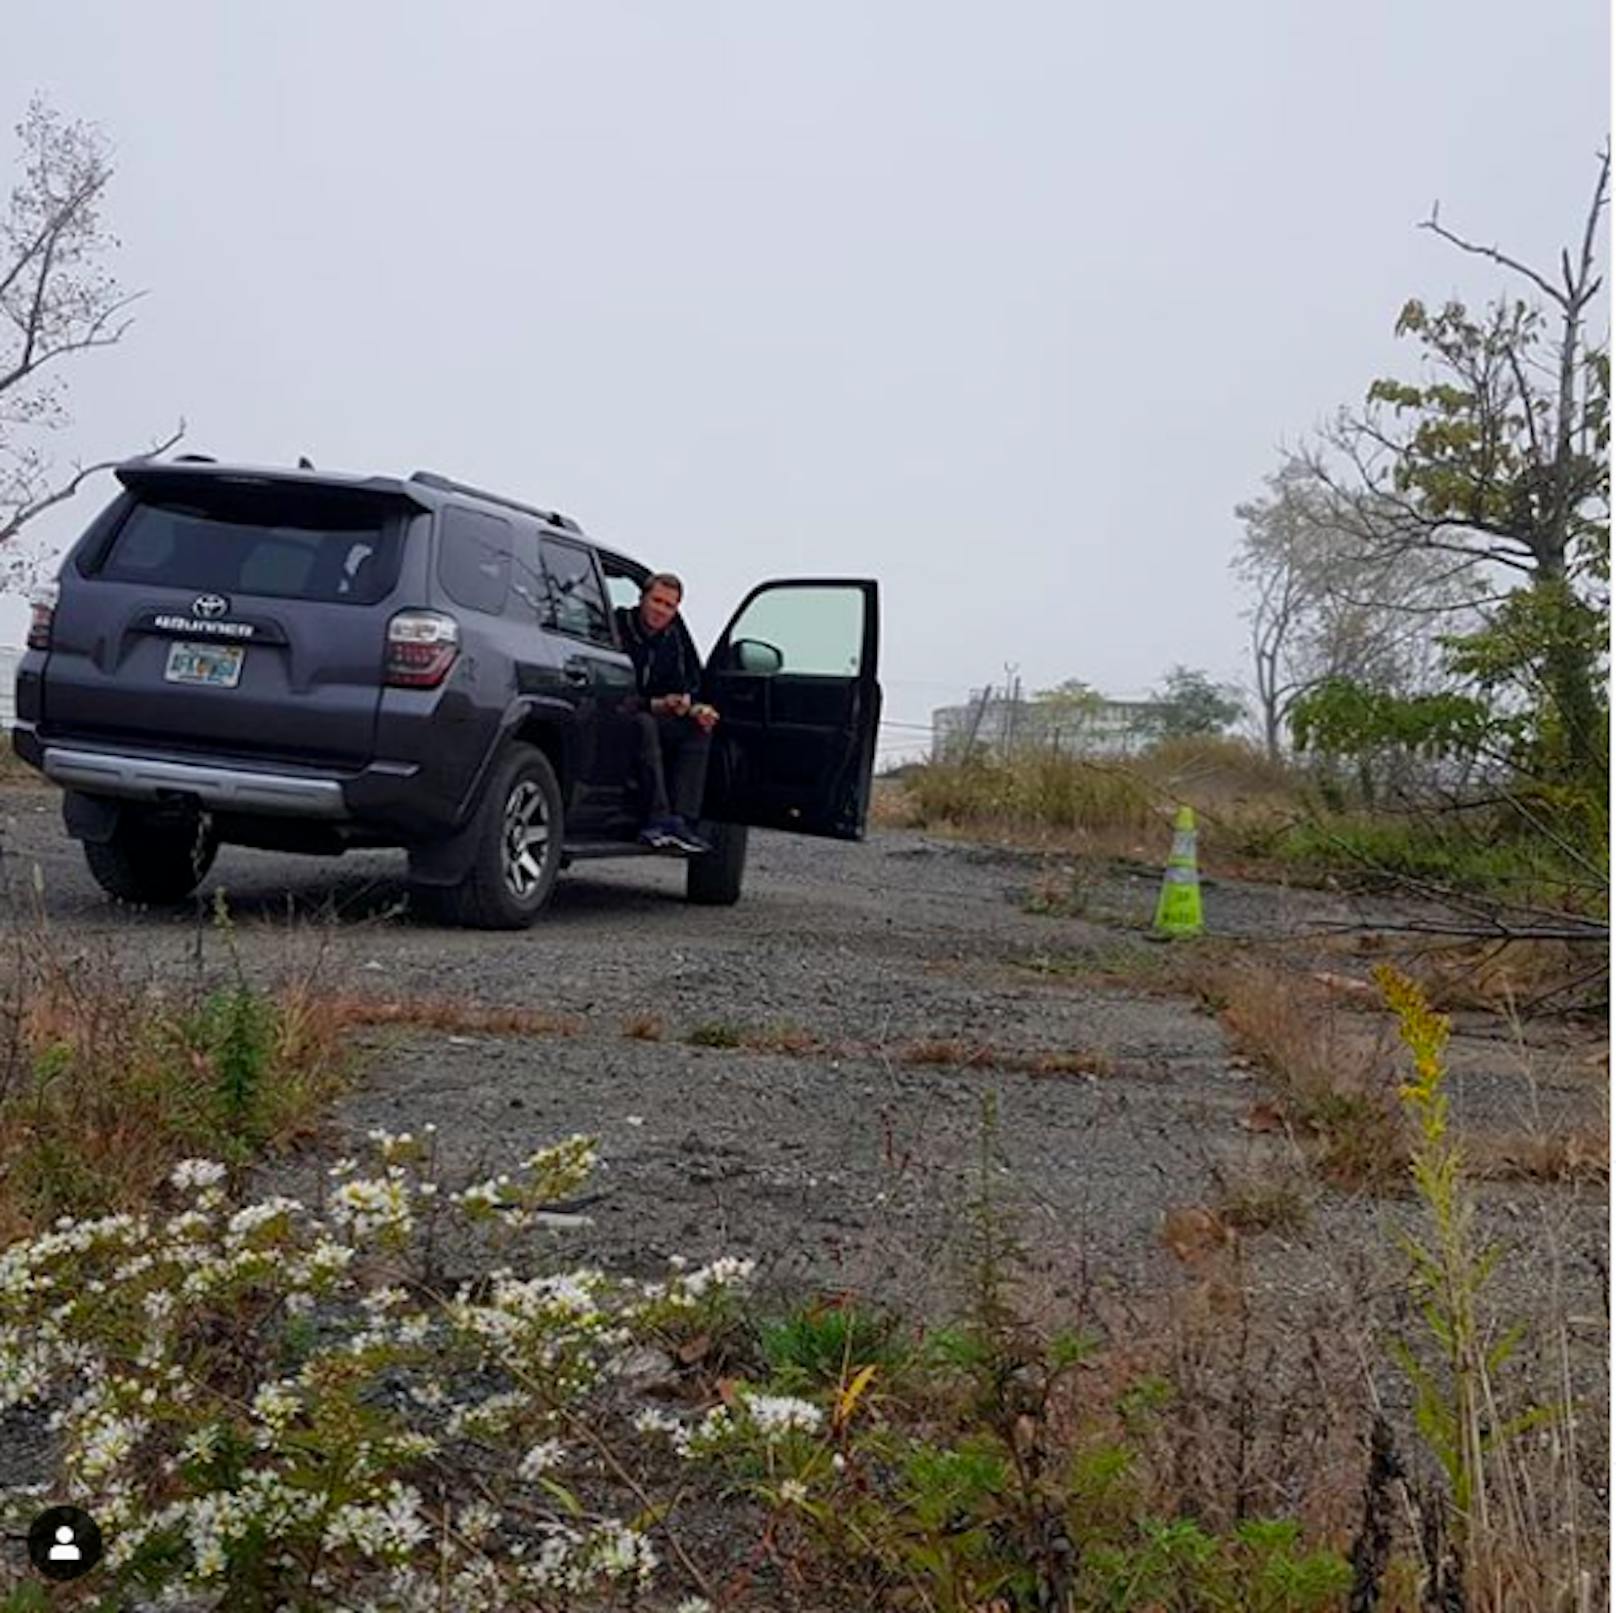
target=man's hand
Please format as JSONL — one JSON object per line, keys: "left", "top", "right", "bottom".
{"left": 691, "top": 702, "right": 720, "bottom": 732}
{"left": 653, "top": 693, "right": 693, "bottom": 717}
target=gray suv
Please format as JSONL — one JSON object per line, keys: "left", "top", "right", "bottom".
{"left": 12, "top": 459, "right": 882, "bottom": 927}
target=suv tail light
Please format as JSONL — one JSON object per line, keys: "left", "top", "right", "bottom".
{"left": 26, "top": 584, "right": 57, "bottom": 651}
{"left": 385, "top": 610, "right": 460, "bottom": 688}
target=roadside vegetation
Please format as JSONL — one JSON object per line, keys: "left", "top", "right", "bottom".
{"left": 0, "top": 970, "right": 1599, "bottom": 1610}
{"left": 0, "top": 898, "right": 351, "bottom": 1245}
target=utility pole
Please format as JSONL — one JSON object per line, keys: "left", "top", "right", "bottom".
{"left": 961, "top": 683, "right": 993, "bottom": 761}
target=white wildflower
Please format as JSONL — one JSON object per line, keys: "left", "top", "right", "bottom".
{"left": 225, "top": 1197, "right": 302, "bottom": 1240}
{"left": 586, "top": 1521, "right": 657, "bottom": 1582}
{"left": 457, "top": 1501, "right": 501, "bottom": 1544}
{"left": 517, "top": 1438, "right": 567, "bottom": 1480}
{"left": 170, "top": 1159, "right": 227, "bottom": 1192}
{"left": 743, "top": 1392, "right": 823, "bottom": 1436}
{"left": 250, "top": 1381, "right": 301, "bottom": 1444}
{"left": 329, "top": 1175, "right": 413, "bottom": 1240}
{"left": 632, "top": 1406, "right": 684, "bottom": 1439}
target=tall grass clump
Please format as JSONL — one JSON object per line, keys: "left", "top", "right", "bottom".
{"left": 909, "top": 751, "right": 1158, "bottom": 836}
{"left": 0, "top": 901, "right": 350, "bottom": 1238}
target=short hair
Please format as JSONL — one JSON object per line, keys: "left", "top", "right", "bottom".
{"left": 642, "top": 572, "right": 684, "bottom": 600}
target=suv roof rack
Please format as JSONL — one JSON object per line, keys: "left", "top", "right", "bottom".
{"left": 408, "top": 470, "right": 582, "bottom": 534}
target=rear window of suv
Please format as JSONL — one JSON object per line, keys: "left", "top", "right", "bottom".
{"left": 96, "top": 493, "right": 403, "bottom": 605}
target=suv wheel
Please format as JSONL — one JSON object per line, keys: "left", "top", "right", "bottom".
{"left": 686, "top": 820, "right": 748, "bottom": 906}
{"left": 83, "top": 810, "right": 219, "bottom": 906}
{"left": 429, "top": 744, "right": 563, "bottom": 929}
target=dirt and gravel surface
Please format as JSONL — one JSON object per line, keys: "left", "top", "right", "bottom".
{"left": 0, "top": 783, "right": 1606, "bottom": 1500}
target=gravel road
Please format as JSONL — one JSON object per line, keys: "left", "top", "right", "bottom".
{"left": 0, "top": 785, "right": 1602, "bottom": 1322}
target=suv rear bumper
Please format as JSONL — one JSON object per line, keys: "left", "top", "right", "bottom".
{"left": 42, "top": 746, "right": 350, "bottom": 818}
{"left": 16, "top": 727, "right": 438, "bottom": 836}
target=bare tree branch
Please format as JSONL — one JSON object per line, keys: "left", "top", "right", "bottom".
{"left": 1421, "top": 204, "right": 1566, "bottom": 308}
{"left": 0, "top": 421, "right": 183, "bottom": 546}
{"left": 0, "top": 98, "right": 175, "bottom": 566}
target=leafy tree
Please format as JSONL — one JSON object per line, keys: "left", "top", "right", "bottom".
{"left": 1296, "top": 147, "right": 1609, "bottom": 788}
{"left": 1148, "top": 665, "right": 1244, "bottom": 739}
{"left": 1031, "top": 678, "right": 1103, "bottom": 719}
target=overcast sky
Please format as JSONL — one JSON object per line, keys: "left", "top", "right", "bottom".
{"left": 3, "top": 2, "right": 1608, "bottom": 758}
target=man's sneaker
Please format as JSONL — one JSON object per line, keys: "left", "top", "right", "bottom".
{"left": 666, "top": 818, "right": 712, "bottom": 855}
{"left": 638, "top": 818, "right": 680, "bottom": 850}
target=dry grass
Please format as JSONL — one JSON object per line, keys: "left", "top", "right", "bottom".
{"left": 684, "top": 1019, "right": 824, "bottom": 1054}
{"left": 1024, "top": 1046, "right": 1114, "bottom": 1079}
{"left": 1403, "top": 937, "right": 1607, "bottom": 1017}
{"left": 316, "top": 993, "right": 583, "bottom": 1038}
{"left": 897, "top": 1036, "right": 996, "bottom": 1068}
{"left": 741, "top": 1021, "right": 821, "bottom": 1055}
{"left": 0, "top": 930, "right": 352, "bottom": 1241}
{"left": 1211, "top": 959, "right": 1409, "bottom": 1189}
{"left": 1465, "top": 1125, "right": 1609, "bottom": 1183}
{"left": 886, "top": 738, "right": 1303, "bottom": 871}
{"left": 1045, "top": 1258, "right": 1380, "bottom": 1555}
{"left": 869, "top": 774, "right": 925, "bottom": 830}
{"left": 1209, "top": 1169, "right": 1312, "bottom": 1234}
{"left": 622, "top": 1010, "right": 665, "bottom": 1041}
{"left": 893, "top": 1036, "right": 1113, "bottom": 1078}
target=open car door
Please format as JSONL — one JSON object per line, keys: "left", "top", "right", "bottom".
{"left": 700, "top": 579, "right": 880, "bottom": 839}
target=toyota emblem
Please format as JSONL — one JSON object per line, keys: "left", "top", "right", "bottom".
{"left": 192, "top": 594, "right": 230, "bottom": 618}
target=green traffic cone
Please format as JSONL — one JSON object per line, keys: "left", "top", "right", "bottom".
{"left": 1152, "top": 805, "right": 1204, "bottom": 938}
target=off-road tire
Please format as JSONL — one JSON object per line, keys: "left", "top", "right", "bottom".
{"left": 425, "top": 744, "right": 564, "bottom": 930}
{"left": 686, "top": 819, "right": 748, "bottom": 906}
{"left": 83, "top": 812, "right": 218, "bottom": 905}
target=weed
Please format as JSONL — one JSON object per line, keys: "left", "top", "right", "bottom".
{"left": 1210, "top": 1171, "right": 1311, "bottom": 1235}
{"left": 622, "top": 1010, "right": 664, "bottom": 1040}
{"left": 1377, "top": 965, "right": 1586, "bottom": 1608}
{"left": 1215, "top": 962, "right": 1407, "bottom": 1189}
{"left": 760, "top": 1301, "right": 906, "bottom": 1393}
{"left": 1022, "top": 861, "right": 1103, "bottom": 917}
{"left": 679, "top": 1094, "right": 1358, "bottom": 1610}
{"left": 898, "top": 1037, "right": 996, "bottom": 1068}
{"left": 1277, "top": 813, "right": 1597, "bottom": 910}
{"left": 686, "top": 1019, "right": 745, "bottom": 1049}
{"left": 1465, "top": 1125, "right": 1609, "bottom": 1182}
{"left": 1026, "top": 1046, "right": 1114, "bottom": 1079}
{"left": 319, "top": 993, "right": 582, "bottom": 1038}
{"left": 741, "top": 1020, "right": 820, "bottom": 1055}
{"left": 0, "top": 906, "right": 350, "bottom": 1238}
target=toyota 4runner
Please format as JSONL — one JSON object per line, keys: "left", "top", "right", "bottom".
{"left": 11, "top": 459, "right": 882, "bottom": 928}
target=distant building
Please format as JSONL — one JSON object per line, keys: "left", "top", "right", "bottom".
{"left": 931, "top": 690, "right": 1168, "bottom": 761}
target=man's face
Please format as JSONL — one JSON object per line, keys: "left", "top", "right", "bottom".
{"left": 640, "top": 582, "right": 681, "bottom": 632}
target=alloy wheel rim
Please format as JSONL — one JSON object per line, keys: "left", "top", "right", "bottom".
{"left": 502, "top": 781, "right": 550, "bottom": 900}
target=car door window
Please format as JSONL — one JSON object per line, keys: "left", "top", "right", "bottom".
{"left": 604, "top": 572, "right": 642, "bottom": 615}
{"left": 539, "top": 538, "right": 615, "bottom": 646}
{"left": 724, "top": 585, "right": 865, "bottom": 676}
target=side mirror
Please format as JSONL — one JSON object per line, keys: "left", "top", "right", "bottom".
{"left": 732, "top": 637, "right": 785, "bottom": 674}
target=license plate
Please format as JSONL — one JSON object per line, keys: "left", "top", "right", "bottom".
{"left": 164, "top": 641, "right": 245, "bottom": 688}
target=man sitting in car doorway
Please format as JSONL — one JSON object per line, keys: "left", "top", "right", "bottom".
{"left": 614, "top": 572, "right": 720, "bottom": 855}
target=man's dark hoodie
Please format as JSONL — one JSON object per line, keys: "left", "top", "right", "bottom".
{"left": 614, "top": 605, "right": 700, "bottom": 707}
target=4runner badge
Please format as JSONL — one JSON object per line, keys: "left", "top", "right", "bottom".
{"left": 192, "top": 594, "right": 230, "bottom": 618}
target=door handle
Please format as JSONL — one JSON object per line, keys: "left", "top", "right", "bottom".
{"left": 562, "top": 663, "right": 590, "bottom": 686}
